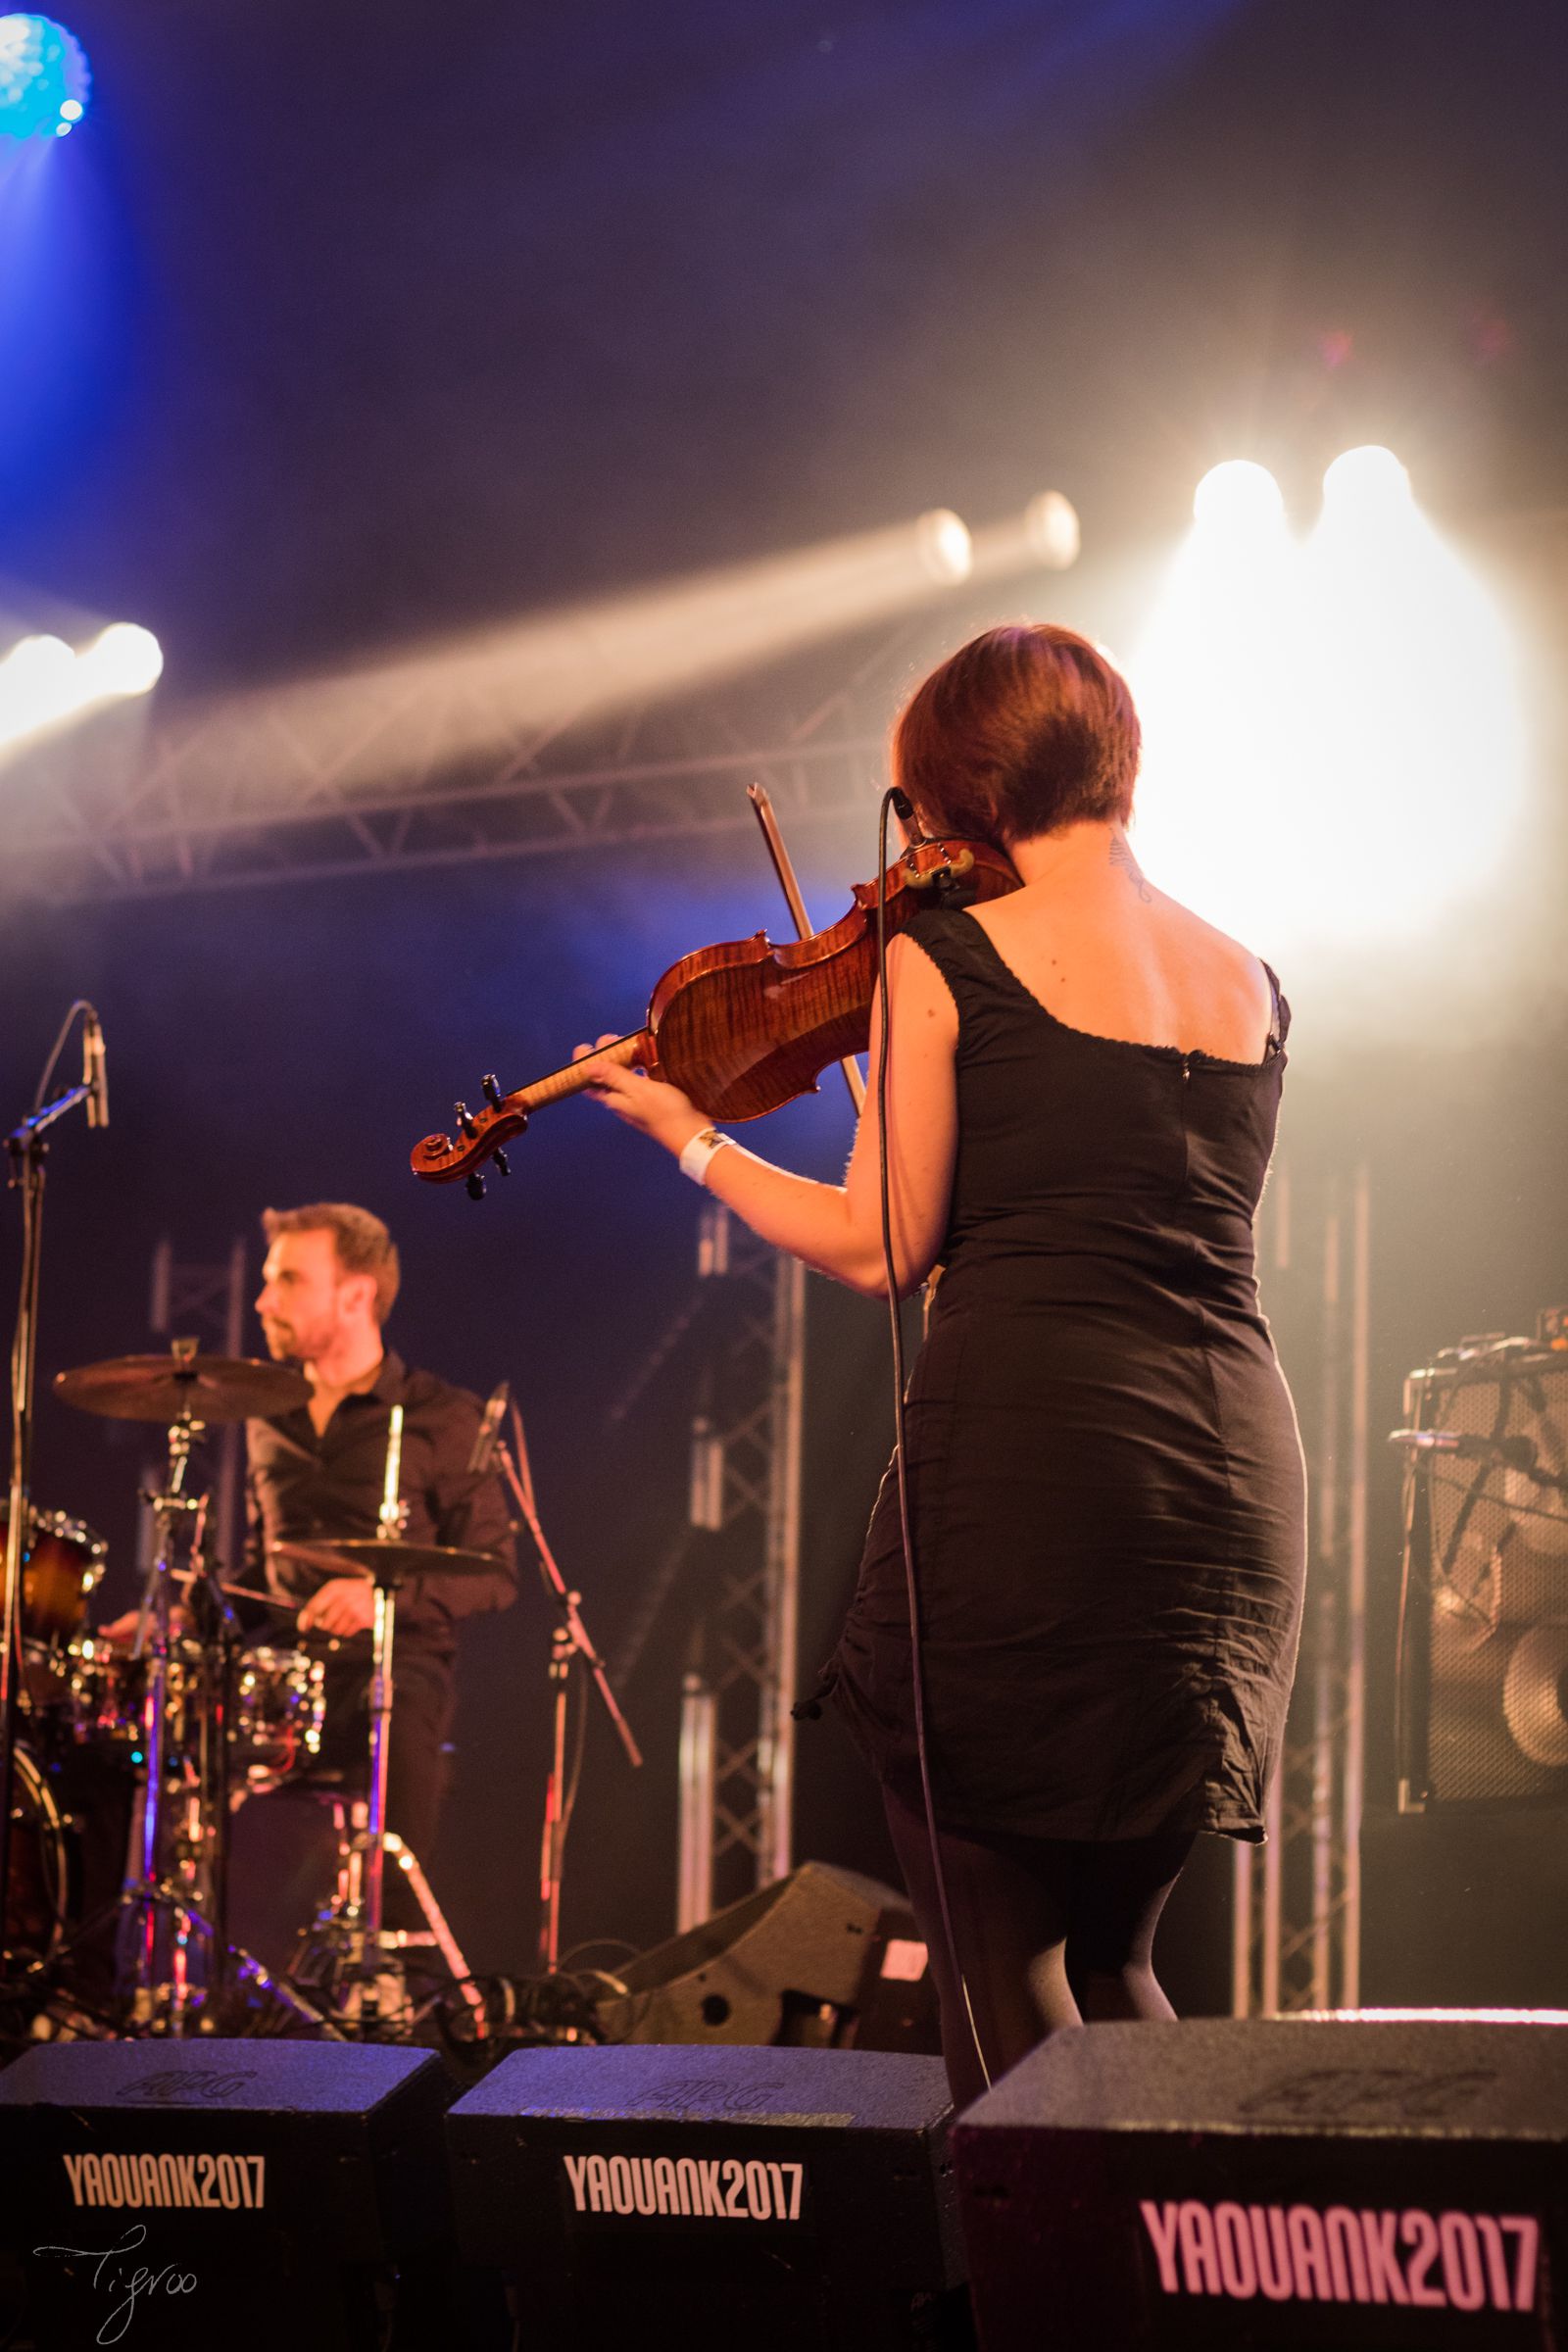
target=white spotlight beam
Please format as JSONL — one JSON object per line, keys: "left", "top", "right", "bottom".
{"left": 192, "top": 513, "right": 976, "bottom": 810}
{"left": 1127, "top": 451, "right": 1529, "bottom": 969}
{"left": 0, "top": 499, "right": 1080, "bottom": 902}
{"left": 0, "top": 621, "right": 162, "bottom": 760}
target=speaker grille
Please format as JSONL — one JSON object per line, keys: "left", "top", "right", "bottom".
{"left": 1404, "top": 1357, "right": 1568, "bottom": 1803}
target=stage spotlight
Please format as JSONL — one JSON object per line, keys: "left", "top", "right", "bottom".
{"left": 0, "top": 15, "right": 90, "bottom": 141}
{"left": 1321, "top": 443, "right": 1412, "bottom": 518}
{"left": 0, "top": 620, "right": 164, "bottom": 756}
{"left": 1127, "top": 443, "right": 1527, "bottom": 973}
{"left": 1192, "top": 460, "right": 1285, "bottom": 538}
{"left": 0, "top": 632, "right": 74, "bottom": 743}
{"left": 1296, "top": 448, "right": 1524, "bottom": 949}
{"left": 1023, "top": 491, "right": 1081, "bottom": 571}
{"left": 915, "top": 509, "right": 973, "bottom": 586}
{"left": 80, "top": 621, "right": 164, "bottom": 696}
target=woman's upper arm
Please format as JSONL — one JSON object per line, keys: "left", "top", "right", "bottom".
{"left": 843, "top": 929, "right": 959, "bottom": 1294}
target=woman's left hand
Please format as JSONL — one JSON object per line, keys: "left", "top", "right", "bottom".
{"left": 572, "top": 1035, "right": 710, "bottom": 1157}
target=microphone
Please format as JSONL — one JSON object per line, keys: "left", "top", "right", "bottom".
{"left": 467, "top": 1380, "right": 510, "bottom": 1475}
{"left": 82, "top": 1005, "right": 109, "bottom": 1130}
{"left": 1388, "top": 1428, "right": 1540, "bottom": 1474}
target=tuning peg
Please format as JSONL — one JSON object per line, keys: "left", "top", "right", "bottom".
{"left": 455, "top": 1101, "right": 478, "bottom": 1139}
{"left": 494, "top": 1149, "right": 511, "bottom": 1177}
{"left": 466, "top": 1172, "right": 485, "bottom": 1200}
{"left": 482, "top": 1073, "right": 504, "bottom": 1108}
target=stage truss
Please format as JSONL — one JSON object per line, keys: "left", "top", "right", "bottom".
{"left": 1233, "top": 1163, "right": 1371, "bottom": 2016}
{"left": 675, "top": 1207, "right": 806, "bottom": 1925}
{"left": 0, "top": 661, "right": 899, "bottom": 906}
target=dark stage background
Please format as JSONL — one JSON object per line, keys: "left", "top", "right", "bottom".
{"left": 2, "top": 0, "right": 1566, "bottom": 2009}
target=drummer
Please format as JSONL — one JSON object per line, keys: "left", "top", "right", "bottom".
{"left": 243, "top": 1201, "right": 516, "bottom": 1881}
{"left": 103, "top": 1202, "right": 515, "bottom": 1896}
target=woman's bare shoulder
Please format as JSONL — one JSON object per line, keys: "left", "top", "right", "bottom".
{"left": 1152, "top": 889, "right": 1275, "bottom": 1007}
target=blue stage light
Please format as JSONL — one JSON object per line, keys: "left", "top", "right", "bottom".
{"left": 0, "top": 15, "right": 90, "bottom": 142}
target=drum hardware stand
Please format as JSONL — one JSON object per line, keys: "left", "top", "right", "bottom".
{"left": 182, "top": 1483, "right": 253, "bottom": 2013}
{"left": 113, "top": 1372, "right": 211, "bottom": 2029}
{"left": 282, "top": 1407, "right": 487, "bottom": 2035}
{"left": 105, "top": 1365, "right": 330, "bottom": 2036}
{"left": 2, "top": 1008, "right": 106, "bottom": 1981}
{"left": 493, "top": 1396, "right": 643, "bottom": 1975}
{"left": 26, "top": 1342, "right": 321, "bottom": 2036}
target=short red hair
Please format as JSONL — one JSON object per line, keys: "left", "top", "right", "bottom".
{"left": 892, "top": 622, "right": 1141, "bottom": 849}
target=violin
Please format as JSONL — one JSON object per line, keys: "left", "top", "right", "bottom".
{"left": 411, "top": 833, "right": 1020, "bottom": 1195}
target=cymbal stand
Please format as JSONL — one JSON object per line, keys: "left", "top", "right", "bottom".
{"left": 366, "top": 1403, "right": 406, "bottom": 1945}
{"left": 182, "top": 1492, "right": 247, "bottom": 2011}
{"left": 118, "top": 1373, "right": 211, "bottom": 2029}
{"left": 286, "top": 1407, "right": 485, "bottom": 2034}
{"left": 495, "top": 1398, "right": 642, "bottom": 1974}
{"left": 2, "top": 1031, "right": 101, "bottom": 1976}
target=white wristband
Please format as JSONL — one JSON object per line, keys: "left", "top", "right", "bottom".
{"left": 678, "top": 1126, "right": 732, "bottom": 1186}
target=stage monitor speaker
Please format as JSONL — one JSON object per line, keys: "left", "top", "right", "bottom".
{"left": 954, "top": 2015, "right": 1568, "bottom": 2349}
{"left": 597, "top": 1858, "right": 938, "bottom": 2050}
{"left": 446, "top": 2041, "right": 968, "bottom": 2351}
{"left": 1359, "top": 1802, "right": 1568, "bottom": 2009}
{"left": 1397, "top": 1349, "right": 1568, "bottom": 1807}
{"left": 0, "top": 2037, "right": 456, "bottom": 2352}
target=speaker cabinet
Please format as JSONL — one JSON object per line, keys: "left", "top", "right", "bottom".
{"left": 597, "top": 1859, "right": 938, "bottom": 2050}
{"left": 954, "top": 2015, "right": 1568, "bottom": 2349}
{"left": 446, "top": 2042, "right": 968, "bottom": 2350}
{"left": 1397, "top": 1351, "right": 1568, "bottom": 1807}
{"left": 1359, "top": 1803, "right": 1568, "bottom": 2008}
{"left": 0, "top": 2038, "right": 455, "bottom": 2352}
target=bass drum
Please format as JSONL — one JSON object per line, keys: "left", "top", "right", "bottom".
{"left": 5, "top": 1743, "right": 77, "bottom": 1963}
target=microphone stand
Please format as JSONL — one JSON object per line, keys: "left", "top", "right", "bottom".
{"left": 2, "top": 1061, "right": 99, "bottom": 1974}
{"left": 491, "top": 1400, "right": 642, "bottom": 1973}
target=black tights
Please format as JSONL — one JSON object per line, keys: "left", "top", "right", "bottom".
{"left": 883, "top": 1785, "right": 1195, "bottom": 2110}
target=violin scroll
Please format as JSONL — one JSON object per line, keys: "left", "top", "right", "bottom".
{"left": 411, "top": 1032, "right": 650, "bottom": 1188}
{"left": 413, "top": 1102, "right": 528, "bottom": 1190}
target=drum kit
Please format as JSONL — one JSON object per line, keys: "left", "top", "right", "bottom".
{"left": 5, "top": 1339, "right": 502, "bottom": 2039}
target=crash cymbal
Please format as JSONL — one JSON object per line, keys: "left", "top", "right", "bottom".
{"left": 55, "top": 1350, "right": 311, "bottom": 1425}
{"left": 270, "top": 1537, "right": 504, "bottom": 1587}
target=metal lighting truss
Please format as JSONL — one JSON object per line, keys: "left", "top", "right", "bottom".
{"left": 676, "top": 1204, "right": 806, "bottom": 1929}
{"left": 147, "top": 1235, "right": 250, "bottom": 1575}
{"left": 1232, "top": 1162, "right": 1371, "bottom": 2016}
{"left": 0, "top": 664, "right": 897, "bottom": 905}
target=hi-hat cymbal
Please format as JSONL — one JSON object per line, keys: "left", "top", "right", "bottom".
{"left": 270, "top": 1537, "right": 504, "bottom": 1587}
{"left": 55, "top": 1351, "right": 311, "bottom": 1425}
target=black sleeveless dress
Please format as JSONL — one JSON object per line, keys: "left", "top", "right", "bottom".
{"left": 822, "top": 906, "right": 1307, "bottom": 1844}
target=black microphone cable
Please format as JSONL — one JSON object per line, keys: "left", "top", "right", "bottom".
{"left": 872, "top": 788, "right": 991, "bottom": 2097}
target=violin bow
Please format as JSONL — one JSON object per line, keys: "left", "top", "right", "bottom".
{"left": 747, "top": 783, "right": 866, "bottom": 1115}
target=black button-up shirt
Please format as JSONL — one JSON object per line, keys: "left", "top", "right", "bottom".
{"left": 245, "top": 1350, "right": 516, "bottom": 1655}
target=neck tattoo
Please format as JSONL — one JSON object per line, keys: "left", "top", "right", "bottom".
{"left": 1109, "top": 832, "right": 1152, "bottom": 903}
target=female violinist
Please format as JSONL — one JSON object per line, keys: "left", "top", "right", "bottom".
{"left": 572, "top": 621, "right": 1307, "bottom": 2108}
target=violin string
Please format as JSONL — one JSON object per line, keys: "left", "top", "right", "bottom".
{"left": 874, "top": 790, "right": 991, "bottom": 2097}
